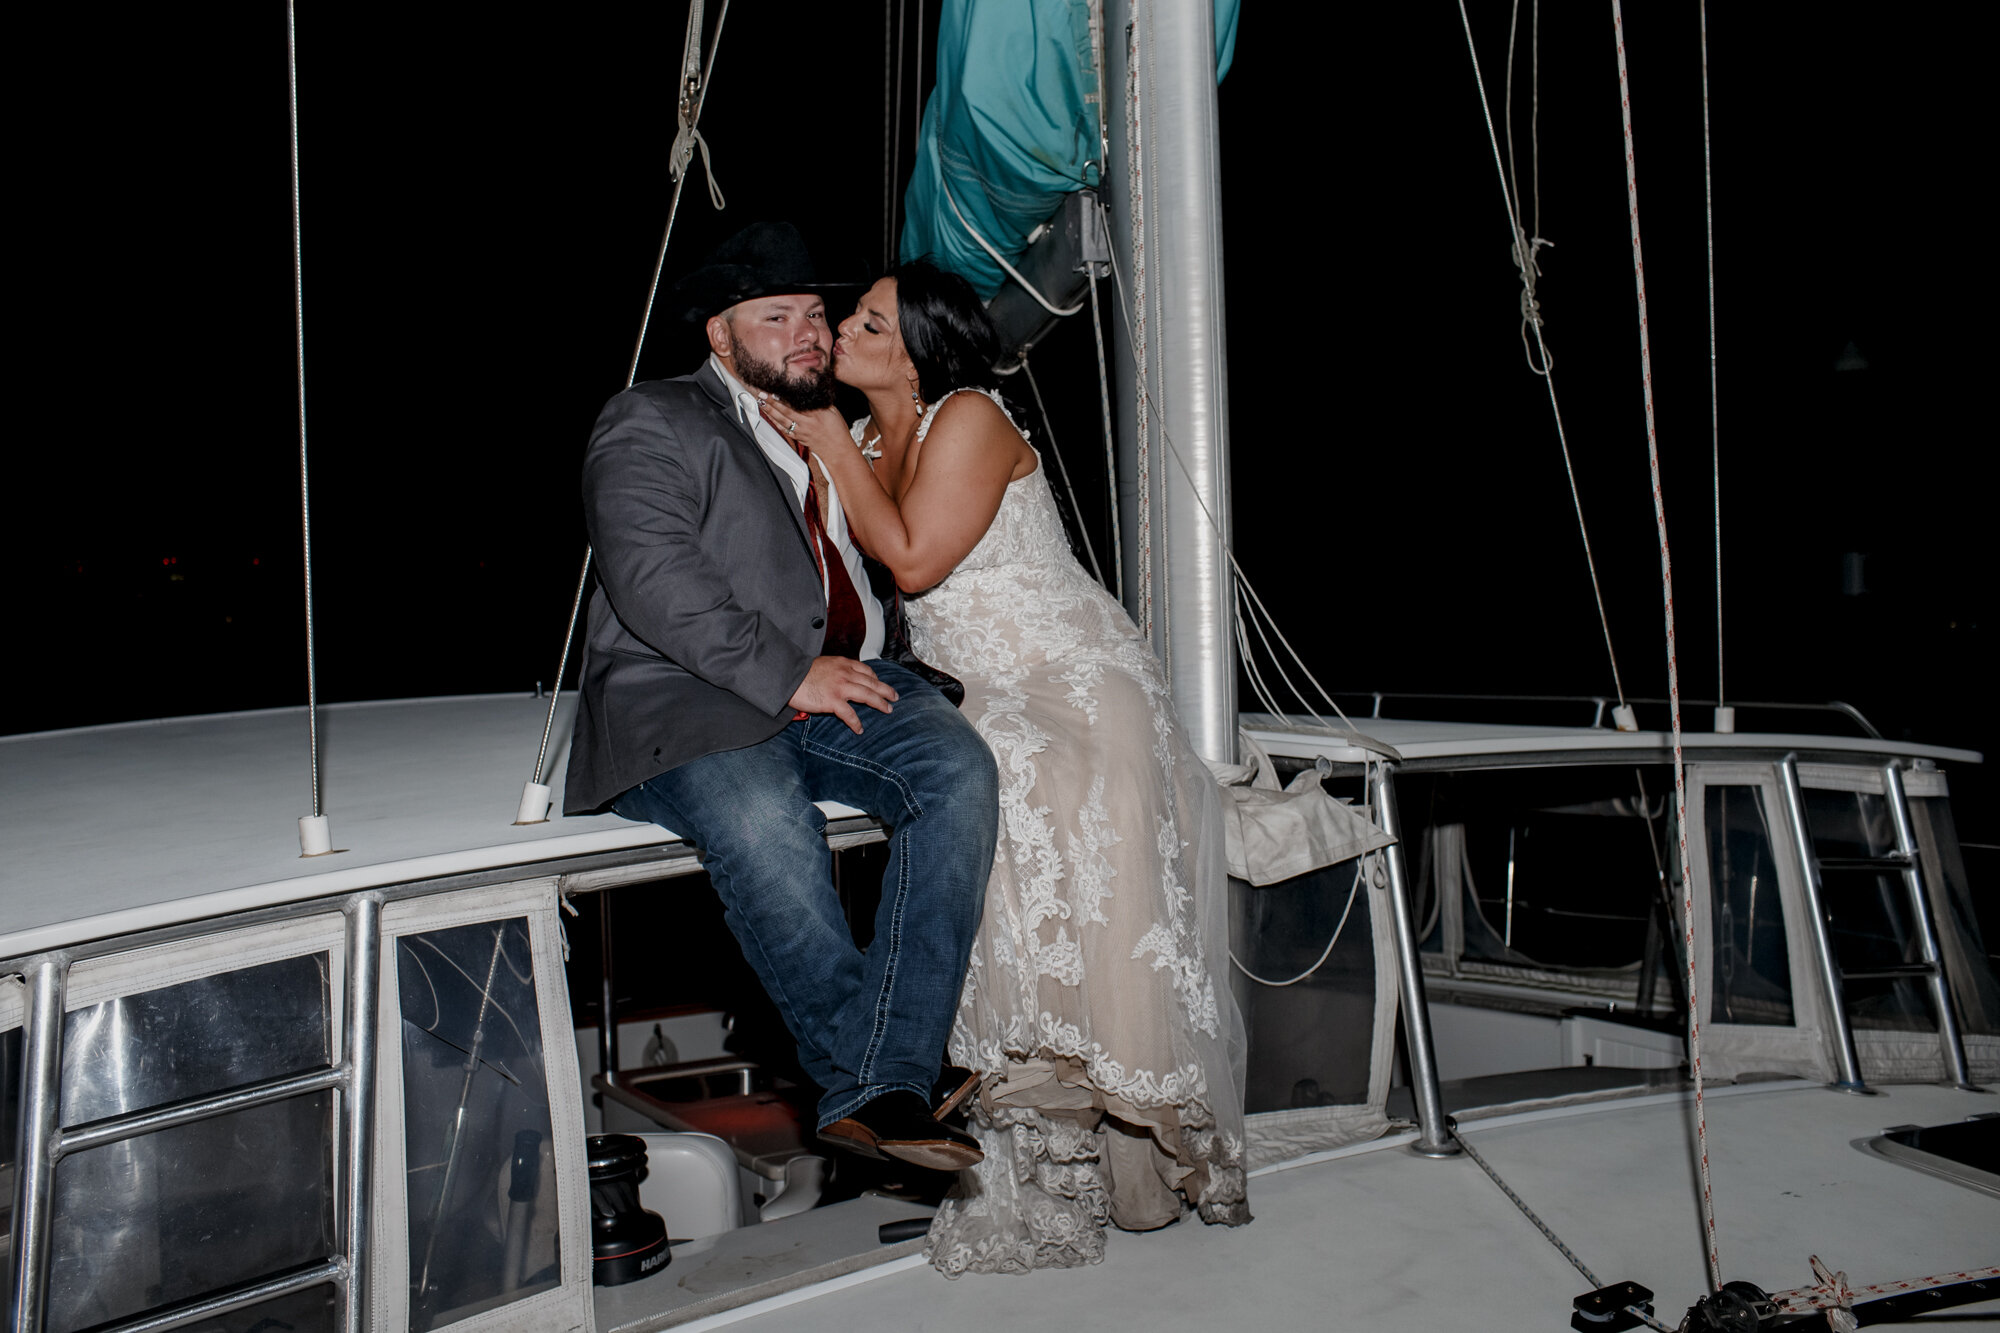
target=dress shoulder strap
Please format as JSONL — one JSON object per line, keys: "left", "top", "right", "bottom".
{"left": 915, "top": 387, "right": 1027, "bottom": 443}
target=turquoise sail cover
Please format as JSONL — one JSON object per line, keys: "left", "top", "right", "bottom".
{"left": 900, "top": 0, "right": 1238, "bottom": 299}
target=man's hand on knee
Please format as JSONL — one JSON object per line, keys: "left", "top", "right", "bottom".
{"left": 789, "top": 657, "right": 899, "bottom": 734}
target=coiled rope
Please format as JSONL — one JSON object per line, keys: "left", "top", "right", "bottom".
{"left": 1610, "top": 0, "right": 1718, "bottom": 1293}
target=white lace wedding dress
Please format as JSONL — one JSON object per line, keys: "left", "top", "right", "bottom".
{"left": 867, "top": 391, "right": 1250, "bottom": 1276}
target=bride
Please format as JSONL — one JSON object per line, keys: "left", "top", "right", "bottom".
{"left": 760, "top": 259, "right": 1249, "bottom": 1275}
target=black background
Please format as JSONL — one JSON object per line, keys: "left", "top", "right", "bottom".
{"left": 12, "top": 3, "right": 1989, "bottom": 841}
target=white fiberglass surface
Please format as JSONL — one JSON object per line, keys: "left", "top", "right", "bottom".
{"left": 0, "top": 696, "right": 863, "bottom": 957}
{"left": 711, "top": 1082, "right": 2000, "bottom": 1332}
{"left": 1243, "top": 714, "right": 1982, "bottom": 767}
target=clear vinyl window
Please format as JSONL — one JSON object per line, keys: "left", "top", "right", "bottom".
{"left": 1705, "top": 784, "right": 1794, "bottom": 1025}
{"left": 1802, "top": 788, "right": 1934, "bottom": 1032}
{"left": 44, "top": 953, "right": 338, "bottom": 1333}
{"left": 398, "top": 916, "right": 560, "bottom": 1332}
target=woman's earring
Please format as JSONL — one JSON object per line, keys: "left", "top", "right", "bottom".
{"left": 908, "top": 378, "right": 923, "bottom": 408}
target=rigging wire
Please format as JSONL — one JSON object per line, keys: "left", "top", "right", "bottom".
{"left": 285, "top": 0, "right": 321, "bottom": 827}
{"left": 1103, "top": 242, "right": 1373, "bottom": 749}
{"left": 883, "top": 0, "right": 896, "bottom": 270}
{"left": 1125, "top": 11, "right": 1153, "bottom": 642}
{"left": 1454, "top": 0, "right": 1630, "bottom": 717}
{"left": 1611, "top": 0, "right": 1720, "bottom": 1293}
{"left": 1504, "top": 0, "right": 1553, "bottom": 375}
{"left": 1021, "top": 356, "right": 1107, "bottom": 587}
{"left": 1083, "top": 2, "right": 1123, "bottom": 604}
{"left": 1453, "top": 1129, "right": 1677, "bottom": 1333}
{"left": 1700, "top": 0, "right": 1725, "bottom": 710}
{"left": 914, "top": 0, "right": 925, "bottom": 180}
{"left": 528, "top": 1, "right": 733, "bottom": 803}
{"left": 890, "top": 0, "right": 908, "bottom": 259}
{"left": 1087, "top": 274, "right": 1124, "bottom": 603}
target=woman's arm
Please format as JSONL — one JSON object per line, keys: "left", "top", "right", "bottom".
{"left": 761, "top": 393, "right": 1023, "bottom": 593}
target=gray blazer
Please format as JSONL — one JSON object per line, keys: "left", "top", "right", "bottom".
{"left": 563, "top": 363, "right": 830, "bottom": 815}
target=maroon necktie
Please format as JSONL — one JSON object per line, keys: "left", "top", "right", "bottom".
{"left": 791, "top": 440, "right": 866, "bottom": 660}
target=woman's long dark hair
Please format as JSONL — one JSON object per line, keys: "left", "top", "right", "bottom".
{"left": 893, "top": 257, "right": 1001, "bottom": 405}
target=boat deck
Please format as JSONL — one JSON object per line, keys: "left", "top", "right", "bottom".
{"left": 636, "top": 1081, "right": 2000, "bottom": 1331}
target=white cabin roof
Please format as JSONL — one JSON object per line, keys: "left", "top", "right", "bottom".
{"left": 0, "top": 695, "right": 786, "bottom": 960}
{"left": 4, "top": 697, "right": 1980, "bottom": 962}
{"left": 1243, "top": 712, "right": 1984, "bottom": 768}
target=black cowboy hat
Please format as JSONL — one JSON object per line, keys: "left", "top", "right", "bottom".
{"left": 668, "top": 221, "right": 864, "bottom": 324}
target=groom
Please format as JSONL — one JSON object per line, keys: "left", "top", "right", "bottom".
{"left": 564, "top": 222, "right": 996, "bottom": 1170}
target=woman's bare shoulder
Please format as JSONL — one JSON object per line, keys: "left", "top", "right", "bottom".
{"left": 924, "top": 391, "right": 1033, "bottom": 478}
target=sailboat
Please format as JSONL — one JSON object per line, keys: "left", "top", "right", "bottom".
{"left": 5, "top": 2, "right": 1995, "bottom": 1331}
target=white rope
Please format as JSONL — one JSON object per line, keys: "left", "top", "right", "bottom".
{"left": 669, "top": 120, "right": 726, "bottom": 211}
{"left": 531, "top": 0, "right": 732, "bottom": 795}
{"left": 1771, "top": 1259, "right": 2000, "bottom": 1318}
{"left": 1700, "top": 0, "right": 1724, "bottom": 709}
{"left": 1230, "top": 854, "right": 1368, "bottom": 987}
{"left": 1021, "top": 355, "right": 1107, "bottom": 587}
{"left": 939, "top": 175, "right": 1084, "bottom": 316}
{"left": 1455, "top": 0, "right": 1628, "bottom": 714}
{"left": 668, "top": 0, "right": 724, "bottom": 209}
{"left": 1611, "top": 0, "right": 1718, "bottom": 1293}
{"left": 285, "top": 0, "right": 321, "bottom": 822}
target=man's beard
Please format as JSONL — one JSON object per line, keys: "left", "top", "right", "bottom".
{"left": 731, "top": 336, "right": 837, "bottom": 411}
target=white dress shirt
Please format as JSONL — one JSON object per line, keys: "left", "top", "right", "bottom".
{"left": 709, "top": 354, "right": 886, "bottom": 661}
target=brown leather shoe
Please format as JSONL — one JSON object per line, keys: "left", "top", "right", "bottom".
{"left": 819, "top": 1091, "right": 983, "bottom": 1171}
{"left": 934, "top": 1064, "right": 981, "bottom": 1121}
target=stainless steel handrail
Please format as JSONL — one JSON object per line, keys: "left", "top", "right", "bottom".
{"left": 55, "top": 1067, "right": 348, "bottom": 1158}
{"left": 341, "top": 895, "right": 381, "bottom": 1333}
{"left": 1306, "top": 693, "right": 1886, "bottom": 739}
{"left": 1882, "top": 762, "right": 1979, "bottom": 1090}
{"left": 1776, "top": 754, "right": 1872, "bottom": 1093}
{"left": 8, "top": 959, "right": 65, "bottom": 1333}
{"left": 92, "top": 1260, "right": 345, "bottom": 1333}
{"left": 1373, "top": 764, "right": 1459, "bottom": 1157}
{"left": 7, "top": 897, "right": 384, "bottom": 1333}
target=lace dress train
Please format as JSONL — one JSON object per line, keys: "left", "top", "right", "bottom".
{"left": 875, "top": 392, "right": 1249, "bottom": 1276}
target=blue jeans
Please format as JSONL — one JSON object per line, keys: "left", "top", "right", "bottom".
{"left": 613, "top": 660, "right": 998, "bottom": 1128}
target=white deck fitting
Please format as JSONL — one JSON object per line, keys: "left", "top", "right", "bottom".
{"left": 0, "top": 695, "right": 865, "bottom": 957}
{"left": 706, "top": 1083, "right": 2000, "bottom": 1332}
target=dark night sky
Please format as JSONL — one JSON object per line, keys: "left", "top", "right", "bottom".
{"left": 12, "top": 3, "right": 1988, "bottom": 829}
